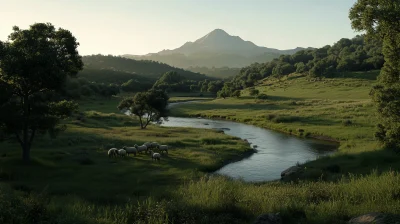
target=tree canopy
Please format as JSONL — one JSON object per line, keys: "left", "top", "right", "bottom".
{"left": 118, "top": 89, "right": 169, "bottom": 129}
{"left": 349, "top": 0, "right": 400, "bottom": 149}
{"left": 0, "top": 23, "right": 82, "bottom": 162}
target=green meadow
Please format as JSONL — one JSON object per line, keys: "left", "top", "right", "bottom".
{"left": 1, "top": 71, "right": 400, "bottom": 223}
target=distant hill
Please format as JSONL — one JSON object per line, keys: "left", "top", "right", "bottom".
{"left": 78, "top": 68, "right": 154, "bottom": 85}
{"left": 81, "top": 55, "right": 212, "bottom": 83}
{"left": 186, "top": 66, "right": 241, "bottom": 80}
{"left": 122, "top": 29, "right": 311, "bottom": 68}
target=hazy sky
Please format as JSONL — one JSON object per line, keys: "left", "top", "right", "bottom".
{"left": 0, "top": 0, "right": 359, "bottom": 56}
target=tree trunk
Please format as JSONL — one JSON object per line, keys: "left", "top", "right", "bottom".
{"left": 22, "top": 143, "right": 30, "bottom": 162}
{"left": 22, "top": 95, "right": 31, "bottom": 163}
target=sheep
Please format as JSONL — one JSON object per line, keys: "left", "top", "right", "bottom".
{"left": 149, "top": 150, "right": 161, "bottom": 162}
{"left": 134, "top": 144, "right": 147, "bottom": 154}
{"left": 157, "top": 145, "right": 169, "bottom": 154}
{"left": 117, "top": 149, "right": 127, "bottom": 157}
{"left": 143, "top": 142, "right": 152, "bottom": 148}
{"left": 122, "top": 146, "right": 137, "bottom": 156}
{"left": 150, "top": 142, "right": 159, "bottom": 149}
{"left": 108, "top": 148, "right": 118, "bottom": 158}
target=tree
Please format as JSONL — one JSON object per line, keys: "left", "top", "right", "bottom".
{"left": 249, "top": 88, "right": 259, "bottom": 97}
{"left": 0, "top": 23, "right": 82, "bottom": 162}
{"left": 118, "top": 89, "right": 169, "bottom": 129}
{"left": 349, "top": 0, "right": 400, "bottom": 149}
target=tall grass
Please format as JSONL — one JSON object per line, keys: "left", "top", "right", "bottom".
{"left": 2, "top": 171, "right": 400, "bottom": 224}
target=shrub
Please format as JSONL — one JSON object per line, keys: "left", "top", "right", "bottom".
{"left": 342, "top": 119, "right": 353, "bottom": 126}
{"left": 249, "top": 89, "right": 259, "bottom": 96}
{"left": 256, "top": 94, "right": 268, "bottom": 99}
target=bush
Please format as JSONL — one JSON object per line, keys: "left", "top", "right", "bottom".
{"left": 272, "top": 115, "right": 300, "bottom": 123}
{"left": 342, "top": 119, "right": 353, "bottom": 126}
{"left": 256, "top": 94, "right": 268, "bottom": 99}
{"left": 249, "top": 89, "right": 259, "bottom": 96}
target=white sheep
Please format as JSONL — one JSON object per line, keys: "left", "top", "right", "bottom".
{"left": 157, "top": 145, "right": 169, "bottom": 154}
{"left": 122, "top": 146, "right": 137, "bottom": 156}
{"left": 149, "top": 150, "right": 161, "bottom": 162}
{"left": 143, "top": 142, "right": 152, "bottom": 148}
{"left": 117, "top": 149, "right": 127, "bottom": 157}
{"left": 134, "top": 144, "right": 147, "bottom": 154}
{"left": 108, "top": 148, "right": 118, "bottom": 158}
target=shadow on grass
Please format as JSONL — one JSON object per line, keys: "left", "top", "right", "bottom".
{"left": 331, "top": 70, "right": 380, "bottom": 80}
{"left": 283, "top": 148, "right": 400, "bottom": 182}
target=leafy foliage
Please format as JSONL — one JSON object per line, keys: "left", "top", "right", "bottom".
{"left": 225, "top": 35, "right": 383, "bottom": 94}
{"left": 0, "top": 23, "right": 82, "bottom": 162}
{"left": 118, "top": 89, "right": 169, "bottom": 129}
{"left": 349, "top": 0, "right": 400, "bottom": 149}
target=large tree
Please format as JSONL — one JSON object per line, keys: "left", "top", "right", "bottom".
{"left": 118, "top": 89, "right": 169, "bottom": 129}
{"left": 349, "top": 0, "right": 400, "bottom": 148}
{"left": 0, "top": 23, "right": 83, "bottom": 162}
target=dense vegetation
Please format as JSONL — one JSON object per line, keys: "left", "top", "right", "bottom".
{"left": 217, "top": 35, "right": 384, "bottom": 97}
{"left": 349, "top": 0, "right": 400, "bottom": 150}
{"left": 82, "top": 54, "right": 210, "bottom": 81}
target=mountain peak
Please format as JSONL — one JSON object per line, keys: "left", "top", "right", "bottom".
{"left": 208, "top": 28, "right": 229, "bottom": 36}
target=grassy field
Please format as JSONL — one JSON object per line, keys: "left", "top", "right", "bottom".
{"left": 2, "top": 70, "right": 400, "bottom": 223}
{"left": 169, "top": 71, "right": 400, "bottom": 181}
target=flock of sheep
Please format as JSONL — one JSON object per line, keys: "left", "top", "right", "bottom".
{"left": 107, "top": 142, "right": 169, "bottom": 162}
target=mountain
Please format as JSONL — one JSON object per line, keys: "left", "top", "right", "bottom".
{"left": 122, "top": 29, "right": 311, "bottom": 68}
{"left": 81, "top": 55, "right": 212, "bottom": 82}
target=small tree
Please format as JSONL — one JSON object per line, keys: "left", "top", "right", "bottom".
{"left": 249, "top": 89, "right": 259, "bottom": 97}
{"left": 0, "top": 23, "right": 82, "bottom": 162}
{"left": 118, "top": 89, "right": 169, "bottom": 129}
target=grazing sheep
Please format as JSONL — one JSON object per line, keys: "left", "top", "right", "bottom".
{"left": 108, "top": 148, "right": 118, "bottom": 158}
{"left": 117, "top": 149, "right": 127, "bottom": 157}
{"left": 143, "top": 142, "right": 152, "bottom": 148}
{"left": 150, "top": 142, "right": 159, "bottom": 149}
{"left": 149, "top": 150, "right": 161, "bottom": 162}
{"left": 157, "top": 145, "right": 169, "bottom": 154}
{"left": 122, "top": 146, "right": 137, "bottom": 156}
{"left": 134, "top": 144, "right": 147, "bottom": 154}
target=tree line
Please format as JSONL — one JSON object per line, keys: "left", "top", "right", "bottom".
{"left": 216, "top": 34, "right": 384, "bottom": 97}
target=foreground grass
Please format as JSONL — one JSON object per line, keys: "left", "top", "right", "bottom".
{"left": 2, "top": 171, "right": 400, "bottom": 224}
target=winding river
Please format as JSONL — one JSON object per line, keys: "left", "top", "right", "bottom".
{"left": 158, "top": 101, "right": 339, "bottom": 182}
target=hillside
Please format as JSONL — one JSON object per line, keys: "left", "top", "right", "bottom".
{"left": 78, "top": 68, "right": 154, "bottom": 85}
{"left": 122, "top": 29, "right": 310, "bottom": 68}
{"left": 82, "top": 55, "right": 212, "bottom": 82}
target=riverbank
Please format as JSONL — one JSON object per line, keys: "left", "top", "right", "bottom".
{"left": 168, "top": 72, "right": 400, "bottom": 181}
{"left": 0, "top": 97, "right": 252, "bottom": 201}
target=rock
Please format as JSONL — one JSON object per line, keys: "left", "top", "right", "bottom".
{"left": 254, "top": 213, "right": 282, "bottom": 224}
{"left": 281, "top": 166, "right": 301, "bottom": 177}
{"left": 348, "top": 213, "right": 400, "bottom": 224}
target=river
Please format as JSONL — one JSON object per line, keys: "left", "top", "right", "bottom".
{"left": 158, "top": 101, "right": 338, "bottom": 182}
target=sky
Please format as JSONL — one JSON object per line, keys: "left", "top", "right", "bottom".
{"left": 0, "top": 0, "right": 359, "bottom": 56}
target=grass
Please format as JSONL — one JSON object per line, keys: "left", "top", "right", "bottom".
{"left": 169, "top": 71, "right": 400, "bottom": 180}
{"left": 2, "top": 70, "right": 400, "bottom": 223}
